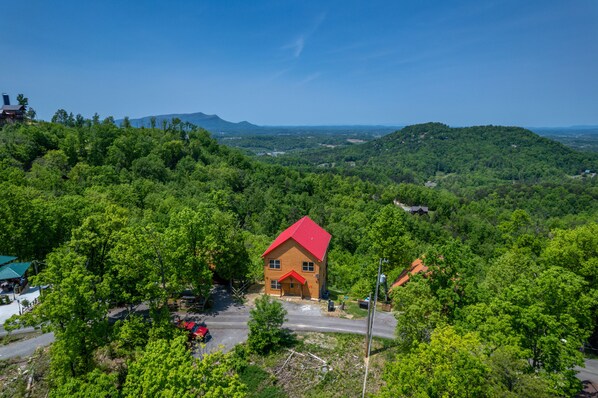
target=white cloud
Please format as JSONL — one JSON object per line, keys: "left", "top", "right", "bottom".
{"left": 282, "top": 12, "right": 326, "bottom": 59}
{"left": 284, "top": 36, "right": 305, "bottom": 58}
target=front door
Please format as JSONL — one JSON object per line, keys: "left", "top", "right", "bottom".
{"left": 282, "top": 278, "right": 303, "bottom": 298}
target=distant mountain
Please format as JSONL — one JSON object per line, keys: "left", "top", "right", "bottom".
{"left": 120, "top": 112, "right": 262, "bottom": 133}
{"left": 277, "top": 122, "right": 598, "bottom": 184}
{"left": 119, "top": 112, "right": 402, "bottom": 136}
{"left": 530, "top": 126, "right": 598, "bottom": 137}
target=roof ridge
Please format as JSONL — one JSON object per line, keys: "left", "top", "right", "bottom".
{"left": 289, "top": 216, "right": 308, "bottom": 237}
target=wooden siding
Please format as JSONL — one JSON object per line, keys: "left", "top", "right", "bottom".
{"left": 263, "top": 238, "right": 326, "bottom": 299}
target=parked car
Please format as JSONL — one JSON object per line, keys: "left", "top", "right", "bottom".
{"left": 177, "top": 320, "right": 211, "bottom": 341}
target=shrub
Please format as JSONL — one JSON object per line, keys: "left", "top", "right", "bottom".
{"left": 247, "top": 295, "right": 287, "bottom": 354}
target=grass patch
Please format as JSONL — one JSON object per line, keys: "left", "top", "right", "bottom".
{"left": 1, "top": 330, "right": 42, "bottom": 345}
{"left": 239, "top": 365, "right": 287, "bottom": 398}
{"left": 342, "top": 301, "right": 369, "bottom": 319}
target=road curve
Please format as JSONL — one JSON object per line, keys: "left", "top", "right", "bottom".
{"left": 0, "top": 311, "right": 394, "bottom": 359}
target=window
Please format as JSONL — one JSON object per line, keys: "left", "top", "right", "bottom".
{"left": 270, "top": 280, "right": 281, "bottom": 290}
{"left": 290, "top": 282, "right": 294, "bottom": 288}
{"left": 269, "top": 259, "right": 281, "bottom": 269}
{"left": 302, "top": 261, "right": 314, "bottom": 272}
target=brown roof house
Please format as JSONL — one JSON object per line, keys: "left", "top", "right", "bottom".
{"left": 262, "top": 216, "right": 331, "bottom": 300}
{"left": 0, "top": 94, "right": 25, "bottom": 124}
{"left": 390, "top": 258, "right": 429, "bottom": 289}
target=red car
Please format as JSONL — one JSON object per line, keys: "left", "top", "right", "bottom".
{"left": 177, "top": 320, "right": 211, "bottom": 341}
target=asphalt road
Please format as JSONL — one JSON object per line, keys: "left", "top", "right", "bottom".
{"left": 0, "top": 331, "right": 54, "bottom": 360}
{"left": 185, "top": 288, "right": 397, "bottom": 355}
{"left": 0, "top": 288, "right": 395, "bottom": 359}
{"left": 576, "top": 359, "right": 598, "bottom": 396}
{"left": 2, "top": 287, "right": 597, "bottom": 396}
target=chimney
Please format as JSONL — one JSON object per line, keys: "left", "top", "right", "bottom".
{"left": 2, "top": 94, "right": 9, "bottom": 106}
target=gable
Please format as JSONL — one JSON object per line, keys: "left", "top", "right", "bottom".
{"left": 262, "top": 216, "right": 331, "bottom": 262}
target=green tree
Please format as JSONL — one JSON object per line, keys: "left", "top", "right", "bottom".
{"left": 424, "top": 241, "right": 480, "bottom": 320}
{"left": 164, "top": 207, "right": 214, "bottom": 298}
{"left": 366, "top": 205, "right": 416, "bottom": 269}
{"left": 52, "top": 109, "right": 70, "bottom": 125}
{"left": 247, "top": 295, "right": 287, "bottom": 354}
{"left": 378, "top": 326, "right": 489, "bottom": 398}
{"left": 30, "top": 249, "right": 110, "bottom": 381}
{"left": 391, "top": 274, "right": 444, "bottom": 351}
{"left": 16, "top": 93, "right": 28, "bottom": 108}
{"left": 542, "top": 222, "right": 598, "bottom": 285}
{"left": 51, "top": 369, "right": 119, "bottom": 398}
{"left": 122, "top": 336, "right": 246, "bottom": 398}
{"left": 110, "top": 226, "right": 167, "bottom": 303}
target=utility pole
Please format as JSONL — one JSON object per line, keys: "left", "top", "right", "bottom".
{"left": 364, "top": 290, "right": 373, "bottom": 358}
{"left": 362, "top": 258, "right": 387, "bottom": 398}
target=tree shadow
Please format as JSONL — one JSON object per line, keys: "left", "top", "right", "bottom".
{"left": 369, "top": 339, "right": 399, "bottom": 356}
{"left": 280, "top": 328, "right": 299, "bottom": 348}
{"left": 203, "top": 284, "right": 247, "bottom": 316}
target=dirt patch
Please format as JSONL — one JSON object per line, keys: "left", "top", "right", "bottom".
{"left": 244, "top": 283, "right": 266, "bottom": 307}
{"left": 0, "top": 346, "right": 51, "bottom": 397}
{"left": 247, "top": 333, "right": 397, "bottom": 398}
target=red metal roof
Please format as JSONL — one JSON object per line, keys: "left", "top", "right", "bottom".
{"left": 262, "top": 216, "right": 331, "bottom": 262}
{"left": 278, "top": 270, "right": 307, "bottom": 285}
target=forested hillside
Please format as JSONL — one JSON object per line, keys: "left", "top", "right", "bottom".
{"left": 1, "top": 119, "right": 597, "bottom": 396}
{"left": 276, "top": 122, "right": 597, "bottom": 186}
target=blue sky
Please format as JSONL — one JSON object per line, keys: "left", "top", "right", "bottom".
{"left": 1, "top": 0, "right": 597, "bottom": 126}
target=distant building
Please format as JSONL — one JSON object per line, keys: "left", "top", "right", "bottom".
{"left": 409, "top": 206, "right": 429, "bottom": 215}
{"left": 262, "top": 216, "right": 331, "bottom": 300}
{"left": 393, "top": 199, "right": 429, "bottom": 215}
{"left": 0, "top": 94, "right": 25, "bottom": 124}
{"left": 390, "top": 258, "right": 429, "bottom": 289}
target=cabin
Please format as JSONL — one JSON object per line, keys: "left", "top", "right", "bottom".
{"left": 390, "top": 258, "right": 429, "bottom": 289}
{"left": 393, "top": 200, "right": 429, "bottom": 215}
{"left": 0, "top": 94, "right": 25, "bottom": 124}
{"left": 409, "top": 206, "right": 429, "bottom": 215}
{"left": 262, "top": 216, "right": 331, "bottom": 300}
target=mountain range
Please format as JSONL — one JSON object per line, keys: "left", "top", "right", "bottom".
{"left": 120, "top": 112, "right": 598, "bottom": 138}
{"left": 121, "top": 112, "right": 261, "bottom": 133}
{"left": 118, "top": 112, "right": 401, "bottom": 135}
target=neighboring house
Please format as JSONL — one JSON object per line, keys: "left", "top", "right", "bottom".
{"left": 0, "top": 255, "right": 33, "bottom": 293}
{"left": 390, "top": 258, "right": 429, "bottom": 289}
{"left": 393, "top": 199, "right": 429, "bottom": 215}
{"left": 409, "top": 206, "right": 429, "bottom": 215}
{"left": 0, "top": 94, "right": 25, "bottom": 124}
{"left": 262, "top": 216, "right": 331, "bottom": 300}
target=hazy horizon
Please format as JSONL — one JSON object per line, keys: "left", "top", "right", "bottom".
{"left": 1, "top": 0, "right": 597, "bottom": 127}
